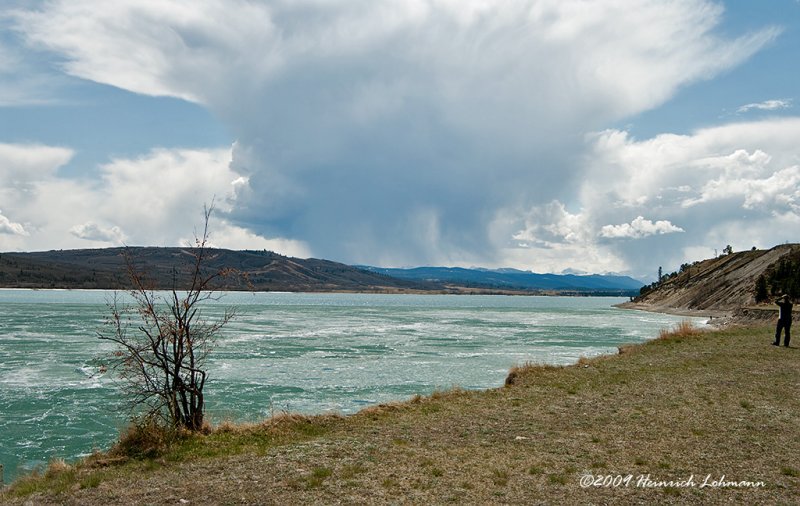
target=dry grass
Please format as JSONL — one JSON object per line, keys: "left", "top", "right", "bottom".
{"left": 3, "top": 324, "right": 799, "bottom": 505}
{"left": 657, "top": 319, "right": 704, "bottom": 340}
{"left": 108, "top": 417, "right": 183, "bottom": 460}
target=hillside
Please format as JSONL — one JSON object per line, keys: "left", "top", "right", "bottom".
{"left": 361, "top": 266, "right": 642, "bottom": 295}
{"left": 622, "top": 243, "right": 800, "bottom": 314}
{"left": 0, "top": 248, "right": 438, "bottom": 293}
{"left": 0, "top": 247, "right": 645, "bottom": 294}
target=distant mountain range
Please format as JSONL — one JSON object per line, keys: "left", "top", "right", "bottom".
{"left": 0, "top": 247, "right": 643, "bottom": 295}
{"left": 359, "top": 266, "right": 643, "bottom": 294}
{"left": 0, "top": 248, "right": 435, "bottom": 293}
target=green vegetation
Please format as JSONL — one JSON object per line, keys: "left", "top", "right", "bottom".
{"left": 3, "top": 322, "right": 798, "bottom": 504}
{"left": 756, "top": 250, "right": 800, "bottom": 301}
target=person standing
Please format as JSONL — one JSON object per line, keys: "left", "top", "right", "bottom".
{"left": 774, "top": 295, "right": 793, "bottom": 347}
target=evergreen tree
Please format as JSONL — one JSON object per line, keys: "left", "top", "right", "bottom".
{"left": 755, "top": 275, "right": 768, "bottom": 302}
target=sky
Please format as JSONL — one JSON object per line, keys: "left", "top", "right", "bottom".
{"left": 1, "top": 0, "right": 799, "bottom": 280}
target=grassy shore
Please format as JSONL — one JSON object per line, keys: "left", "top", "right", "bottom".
{"left": 3, "top": 323, "right": 799, "bottom": 504}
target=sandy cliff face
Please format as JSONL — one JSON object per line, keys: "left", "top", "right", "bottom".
{"left": 623, "top": 244, "right": 799, "bottom": 313}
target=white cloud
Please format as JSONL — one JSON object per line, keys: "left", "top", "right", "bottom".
{"left": 206, "top": 223, "right": 311, "bottom": 258}
{"left": 484, "top": 117, "right": 800, "bottom": 277}
{"left": 0, "top": 143, "right": 309, "bottom": 256}
{"left": 512, "top": 201, "right": 591, "bottom": 246}
{"left": 683, "top": 165, "right": 800, "bottom": 210}
{"left": 737, "top": 99, "right": 792, "bottom": 114}
{"left": 574, "top": 117, "right": 800, "bottom": 276}
{"left": 0, "top": 210, "right": 28, "bottom": 236}
{"left": 599, "top": 216, "right": 684, "bottom": 239}
{"left": 0, "top": 142, "right": 73, "bottom": 180}
{"left": 69, "top": 222, "right": 125, "bottom": 243}
{"left": 5, "top": 1, "right": 789, "bottom": 276}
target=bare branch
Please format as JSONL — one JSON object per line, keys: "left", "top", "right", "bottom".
{"left": 97, "top": 204, "right": 238, "bottom": 431}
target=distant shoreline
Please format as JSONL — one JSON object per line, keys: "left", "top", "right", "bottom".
{"left": 0, "top": 286, "right": 635, "bottom": 297}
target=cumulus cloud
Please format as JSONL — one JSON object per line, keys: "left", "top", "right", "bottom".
{"left": 69, "top": 222, "right": 125, "bottom": 243}
{"left": 737, "top": 99, "right": 792, "bottom": 114}
{"left": 683, "top": 165, "right": 800, "bottom": 210}
{"left": 599, "top": 216, "right": 684, "bottom": 239}
{"left": 10, "top": 0, "right": 779, "bottom": 273}
{"left": 0, "top": 142, "right": 73, "bottom": 181}
{"left": 0, "top": 210, "right": 28, "bottom": 236}
{"left": 0, "top": 143, "right": 309, "bottom": 256}
{"left": 573, "top": 118, "right": 800, "bottom": 275}
{"left": 512, "top": 201, "right": 590, "bottom": 247}
{"left": 0, "top": 142, "right": 73, "bottom": 246}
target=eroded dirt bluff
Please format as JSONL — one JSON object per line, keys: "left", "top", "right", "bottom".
{"left": 621, "top": 244, "right": 799, "bottom": 313}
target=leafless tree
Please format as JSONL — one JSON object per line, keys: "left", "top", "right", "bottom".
{"left": 99, "top": 204, "right": 236, "bottom": 431}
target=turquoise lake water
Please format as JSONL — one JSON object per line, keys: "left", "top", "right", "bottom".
{"left": 0, "top": 290, "right": 705, "bottom": 482}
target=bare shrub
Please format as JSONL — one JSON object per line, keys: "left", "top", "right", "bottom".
{"left": 99, "top": 204, "right": 237, "bottom": 432}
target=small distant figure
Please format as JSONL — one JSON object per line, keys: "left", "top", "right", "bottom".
{"left": 773, "top": 294, "right": 793, "bottom": 347}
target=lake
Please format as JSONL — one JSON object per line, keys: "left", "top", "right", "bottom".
{"left": 0, "top": 290, "right": 704, "bottom": 482}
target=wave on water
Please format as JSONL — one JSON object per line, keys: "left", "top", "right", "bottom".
{"left": 0, "top": 292, "right": 704, "bottom": 483}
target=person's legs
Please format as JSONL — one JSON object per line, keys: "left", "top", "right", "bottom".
{"left": 784, "top": 323, "right": 791, "bottom": 347}
{"left": 775, "top": 321, "right": 784, "bottom": 345}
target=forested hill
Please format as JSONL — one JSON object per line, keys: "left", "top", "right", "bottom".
{"left": 0, "top": 248, "right": 438, "bottom": 292}
{"left": 0, "top": 247, "right": 645, "bottom": 294}
{"left": 626, "top": 243, "right": 800, "bottom": 312}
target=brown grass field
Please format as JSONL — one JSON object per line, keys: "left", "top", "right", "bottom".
{"left": 3, "top": 322, "right": 799, "bottom": 504}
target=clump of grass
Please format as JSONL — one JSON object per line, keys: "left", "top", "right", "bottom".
{"left": 505, "top": 366, "right": 522, "bottom": 386}
{"left": 306, "top": 467, "right": 332, "bottom": 488}
{"left": 340, "top": 464, "right": 367, "bottom": 479}
{"left": 491, "top": 468, "right": 509, "bottom": 486}
{"left": 110, "top": 416, "right": 182, "bottom": 460}
{"left": 258, "top": 412, "right": 335, "bottom": 437}
{"left": 781, "top": 466, "right": 799, "bottom": 477}
{"left": 430, "top": 387, "right": 467, "bottom": 401}
{"left": 419, "top": 456, "right": 432, "bottom": 465}
{"left": 663, "top": 487, "right": 681, "bottom": 497}
{"left": 44, "top": 458, "right": 71, "bottom": 478}
{"left": 658, "top": 320, "right": 703, "bottom": 340}
{"left": 79, "top": 473, "right": 103, "bottom": 489}
{"left": 382, "top": 477, "right": 399, "bottom": 488}
{"left": 213, "top": 419, "right": 256, "bottom": 434}
{"left": 7, "top": 459, "right": 78, "bottom": 497}
{"left": 289, "top": 466, "right": 334, "bottom": 490}
{"left": 360, "top": 402, "right": 407, "bottom": 419}
{"left": 504, "top": 362, "right": 564, "bottom": 386}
